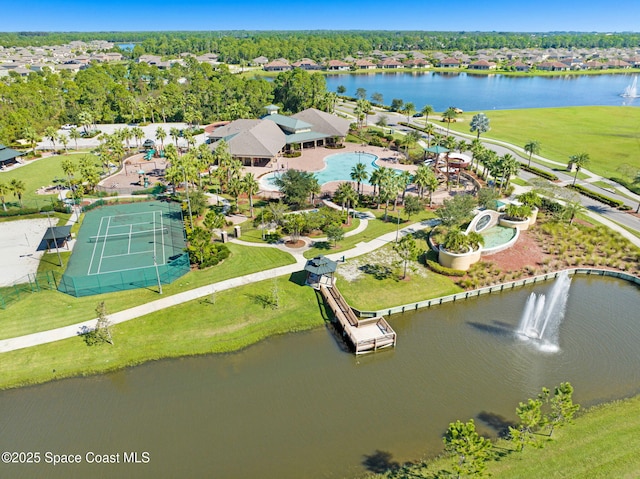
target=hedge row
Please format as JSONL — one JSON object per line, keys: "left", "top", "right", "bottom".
{"left": 425, "top": 259, "right": 466, "bottom": 277}
{"left": 568, "top": 184, "right": 624, "bottom": 208}
{"left": 0, "top": 203, "right": 67, "bottom": 217}
{"left": 521, "top": 164, "right": 559, "bottom": 181}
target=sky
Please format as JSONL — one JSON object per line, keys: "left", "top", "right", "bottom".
{"left": 4, "top": 0, "right": 640, "bottom": 32}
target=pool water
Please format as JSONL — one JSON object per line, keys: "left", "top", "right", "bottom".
{"left": 481, "top": 225, "right": 517, "bottom": 250}
{"left": 260, "top": 152, "right": 379, "bottom": 190}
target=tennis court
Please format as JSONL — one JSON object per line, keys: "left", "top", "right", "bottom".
{"left": 59, "top": 200, "right": 190, "bottom": 297}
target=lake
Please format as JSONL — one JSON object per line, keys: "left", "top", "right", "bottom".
{"left": 1, "top": 276, "right": 639, "bottom": 478}
{"left": 326, "top": 72, "right": 640, "bottom": 111}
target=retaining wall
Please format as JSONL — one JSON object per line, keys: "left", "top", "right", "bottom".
{"left": 353, "top": 268, "right": 640, "bottom": 318}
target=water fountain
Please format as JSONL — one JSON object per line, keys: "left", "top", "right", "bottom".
{"left": 518, "top": 270, "right": 572, "bottom": 351}
{"left": 621, "top": 76, "right": 639, "bottom": 98}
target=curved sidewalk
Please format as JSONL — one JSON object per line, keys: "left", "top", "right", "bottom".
{"left": 0, "top": 220, "right": 434, "bottom": 354}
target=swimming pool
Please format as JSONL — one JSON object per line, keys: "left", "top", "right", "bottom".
{"left": 260, "top": 152, "right": 379, "bottom": 191}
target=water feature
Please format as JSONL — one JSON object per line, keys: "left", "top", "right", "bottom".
{"left": 325, "top": 72, "right": 640, "bottom": 110}
{"left": 518, "top": 271, "right": 572, "bottom": 352}
{"left": 1, "top": 276, "right": 638, "bottom": 479}
{"left": 480, "top": 225, "right": 517, "bottom": 251}
{"left": 621, "top": 76, "right": 639, "bottom": 98}
{"left": 260, "top": 152, "right": 379, "bottom": 190}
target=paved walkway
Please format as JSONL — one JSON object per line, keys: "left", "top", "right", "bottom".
{"left": 0, "top": 217, "right": 433, "bottom": 354}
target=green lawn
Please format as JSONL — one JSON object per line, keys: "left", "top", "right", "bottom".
{"left": 446, "top": 106, "right": 640, "bottom": 180}
{"left": 364, "top": 395, "right": 640, "bottom": 479}
{"left": 0, "top": 272, "right": 325, "bottom": 390}
{"left": 0, "top": 243, "right": 296, "bottom": 340}
{"left": 334, "top": 243, "right": 462, "bottom": 311}
{"left": 304, "top": 209, "right": 436, "bottom": 259}
{"left": 0, "top": 152, "right": 99, "bottom": 209}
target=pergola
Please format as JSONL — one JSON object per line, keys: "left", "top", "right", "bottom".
{"left": 304, "top": 255, "right": 338, "bottom": 289}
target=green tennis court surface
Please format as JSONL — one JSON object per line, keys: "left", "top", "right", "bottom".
{"left": 59, "top": 201, "right": 189, "bottom": 297}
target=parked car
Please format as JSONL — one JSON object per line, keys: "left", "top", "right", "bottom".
{"left": 142, "top": 139, "right": 155, "bottom": 149}
{"left": 61, "top": 124, "right": 77, "bottom": 130}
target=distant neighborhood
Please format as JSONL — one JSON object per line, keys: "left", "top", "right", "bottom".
{"left": 1, "top": 39, "right": 640, "bottom": 78}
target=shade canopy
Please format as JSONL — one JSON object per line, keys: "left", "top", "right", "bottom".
{"left": 304, "top": 255, "right": 338, "bottom": 275}
{"left": 424, "top": 145, "right": 450, "bottom": 154}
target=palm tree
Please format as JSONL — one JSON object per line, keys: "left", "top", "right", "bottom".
{"left": 378, "top": 167, "right": 399, "bottom": 220}
{"left": 401, "top": 102, "right": 416, "bottom": 123}
{"left": 350, "top": 161, "right": 369, "bottom": 195}
{"left": 243, "top": 173, "right": 260, "bottom": 218}
{"left": 155, "top": 127, "right": 167, "bottom": 152}
{"left": 23, "top": 126, "right": 39, "bottom": 154}
{"left": 60, "top": 134, "right": 69, "bottom": 152}
{"left": 568, "top": 153, "right": 590, "bottom": 186}
{"left": 61, "top": 158, "right": 75, "bottom": 189}
{"left": 469, "top": 113, "right": 491, "bottom": 139}
{"left": 499, "top": 154, "right": 521, "bottom": 193}
{"left": 399, "top": 170, "right": 413, "bottom": 204}
{"left": 132, "top": 127, "right": 145, "bottom": 148}
{"left": 563, "top": 200, "right": 585, "bottom": 225}
{"left": 78, "top": 110, "right": 93, "bottom": 135}
{"left": 121, "top": 127, "right": 133, "bottom": 150}
{"left": 227, "top": 176, "right": 243, "bottom": 214}
{"left": 524, "top": 140, "right": 541, "bottom": 167}
{"left": 0, "top": 182, "right": 9, "bottom": 211}
{"left": 470, "top": 139, "right": 485, "bottom": 173}
{"left": 442, "top": 107, "right": 459, "bottom": 136}
{"left": 44, "top": 126, "right": 58, "bottom": 151}
{"left": 421, "top": 104, "right": 434, "bottom": 125}
{"left": 423, "top": 123, "right": 435, "bottom": 148}
{"left": 170, "top": 127, "right": 181, "bottom": 149}
{"left": 9, "top": 179, "right": 25, "bottom": 207}
{"left": 69, "top": 127, "right": 81, "bottom": 150}
{"left": 413, "top": 165, "right": 431, "bottom": 199}
{"left": 369, "top": 168, "right": 383, "bottom": 203}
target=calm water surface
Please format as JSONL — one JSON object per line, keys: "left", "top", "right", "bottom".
{"left": 326, "top": 72, "right": 640, "bottom": 110}
{"left": 1, "top": 276, "right": 638, "bottom": 478}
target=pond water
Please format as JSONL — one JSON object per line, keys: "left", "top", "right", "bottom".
{"left": 326, "top": 72, "right": 640, "bottom": 111}
{"left": 1, "top": 276, "right": 639, "bottom": 479}
{"left": 481, "top": 225, "right": 518, "bottom": 250}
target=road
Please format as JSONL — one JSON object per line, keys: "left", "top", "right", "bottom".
{"left": 338, "top": 100, "right": 640, "bottom": 236}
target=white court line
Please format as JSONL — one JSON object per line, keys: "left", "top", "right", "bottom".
{"left": 88, "top": 262, "right": 160, "bottom": 276}
{"left": 87, "top": 215, "right": 105, "bottom": 275}
{"left": 128, "top": 224, "right": 132, "bottom": 255}
{"left": 100, "top": 249, "right": 155, "bottom": 259}
{"left": 96, "top": 216, "right": 112, "bottom": 274}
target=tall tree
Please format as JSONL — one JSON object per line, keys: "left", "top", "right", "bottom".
{"left": 421, "top": 104, "right": 434, "bottom": 124}
{"left": 0, "top": 182, "right": 9, "bottom": 211}
{"left": 524, "top": 140, "right": 541, "bottom": 167}
{"left": 44, "top": 126, "right": 59, "bottom": 151}
{"left": 23, "top": 126, "right": 39, "bottom": 154}
{"left": 155, "top": 126, "right": 167, "bottom": 151}
{"left": 469, "top": 112, "right": 491, "bottom": 139}
{"left": 443, "top": 419, "right": 493, "bottom": 478}
{"left": 350, "top": 161, "right": 369, "bottom": 195}
{"left": 9, "top": 178, "right": 26, "bottom": 207}
{"left": 393, "top": 234, "right": 419, "bottom": 279}
{"left": 68, "top": 127, "right": 81, "bottom": 150}
{"left": 568, "top": 152, "right": 590, "bottom": 186}
{"left": 243, "top": 173, "right": 260, "bottom": 218}
{"left": 442, "top": 107, "right": 459, "bottom": 136}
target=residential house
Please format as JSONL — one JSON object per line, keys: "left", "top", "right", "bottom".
{"left": 468, "top": 60, "right": 497, "bottom": 70}
{"left": 403, "top": 58, "right": 430, "bottom": 68}
{"left": 325, "top": 59, "right": 351, "bottom": 71}
{"left": 438, "top": 57, "right": 461, "bottom": 68}
{"left": 353, "top": 59, "right": 376, "bottom": 70}
{"left": 0, "top": 144, "right": 24, "bottom": 169}
{"left": 378, "top": 58, "right": 403, "bottom": 69}
{"left": 536, "top": 61, "right": 570, "bottom": 71}
{"left": 263, "top": 59, "right": 292, "bottom": 72}
{"left": 292, "top": 58, "right": 321, "bottom": 70}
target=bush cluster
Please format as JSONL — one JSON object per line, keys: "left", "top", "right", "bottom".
{"left": 426, "top": 259, "right": 466, "bottom": 277}
{"left": 520, "top": 164, "right": 559, "bottom": 181}
{"left": 567, "top": 184, "right": 624, "bottom": 208}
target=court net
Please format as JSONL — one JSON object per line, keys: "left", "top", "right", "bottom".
{"left": 88, "top": 228, "right": 169, "bottom": 243}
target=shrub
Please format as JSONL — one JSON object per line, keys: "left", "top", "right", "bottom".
{"left": 426, "top": 259, "right": 466, "bottom": 277}
{"left": 567, "top": 184, "right": 624, "bottom": 208}
{"left": 504, "top": 204, "right": 532, "bottom": 221}
{"left": 520, "top": 164, "right": 558, "bottom": 180}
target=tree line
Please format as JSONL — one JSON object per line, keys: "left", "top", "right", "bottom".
{"left": 3, "top": 31, "right": 640, "bottom": 58}
{"left": 0, "top": 60, "right": 330, "bottom": 145}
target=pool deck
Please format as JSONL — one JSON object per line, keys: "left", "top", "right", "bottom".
{"left": 245, "top": 143, "right": 418, "bottom": 195}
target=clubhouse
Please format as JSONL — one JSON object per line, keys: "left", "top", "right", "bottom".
{"left": 206, "top": 106, "right": 351, "bottom": 167}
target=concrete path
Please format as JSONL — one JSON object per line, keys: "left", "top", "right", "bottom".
{"left": 0, "top": 217, "right": 432, "bottom": 354}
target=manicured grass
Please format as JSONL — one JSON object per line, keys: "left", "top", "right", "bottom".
{"left": 0, "top": 243, "right": 296, "bottom": 340}
{"left": 446, "top": 106, "right": 640, "bottom": 180}
{"left": 334, "top": 243, "right": 462, "bottom": 311}
{"left": 0, "top": 152, "right": 99, "bottom": 209}
{"left": 364, "top": 395, "right": 640, "bottom": 478}
{"left": 510, "top": 177, "right": 530, "bottom": 187}
{"left": 0, "top": 273, "right": 325, "bottom": 390}
{"left": 304, "top": 209, "right": 437, "bottom": 259}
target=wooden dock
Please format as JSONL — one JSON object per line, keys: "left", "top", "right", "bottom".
{"left": 320, "top": 285, "right": 396, "bottom": 354}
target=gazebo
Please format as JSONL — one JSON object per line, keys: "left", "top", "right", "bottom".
{"left": 304, "top": 255, "right": 338, "bottom": 289}
{"left": 41, "top": 225, "right": 72, "bottom": 250}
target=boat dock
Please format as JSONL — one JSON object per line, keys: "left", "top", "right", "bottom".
{"left": 320, "top": 285, "right": 396, "bottom": 354}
